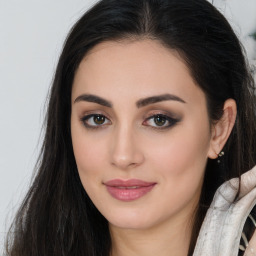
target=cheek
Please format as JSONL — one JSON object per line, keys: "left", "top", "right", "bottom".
{"left": 71, "top": 121, "right": 107, "bottom": 184}
{"left": 143, "top": 121, "right": 211, "bottom": 198}
{"left": 73, "top": 138, "right": 105, "bottom": 177}
{"left": 72, "top": 133, "right": 108, "bottom": 207}
{"left": 147, "top": 127, "right": 210, "bottom": 170}
{"left": 142, "top": 129, "right": 209, "bottom": 217}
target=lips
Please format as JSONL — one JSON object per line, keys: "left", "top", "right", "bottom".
{"left": 104, "top": 179, "right": 156, "bottom": 201}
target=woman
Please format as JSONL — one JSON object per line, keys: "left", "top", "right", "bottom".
{"left": 5, "top": 0, "right": 256, "bottom": 255}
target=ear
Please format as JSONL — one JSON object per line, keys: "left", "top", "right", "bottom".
{"left": 208, "top": 99, "right": 237, "bottom": 159}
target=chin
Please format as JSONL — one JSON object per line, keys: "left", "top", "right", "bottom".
{"left": 109, "top": 219, "right": 153, "bottom": 230}
{"left": 105, "top": 210, "right": 162, "bottom": 230}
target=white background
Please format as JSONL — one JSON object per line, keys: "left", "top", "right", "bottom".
{"left": 0, "top": 0, "right": 256, "bottom": 252}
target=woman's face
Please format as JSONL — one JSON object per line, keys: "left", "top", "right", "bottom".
{"left": 71, "top": 39, "right": 215, "bottom": 230}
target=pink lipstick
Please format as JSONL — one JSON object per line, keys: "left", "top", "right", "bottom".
{"left": 104, "top": 179, "right": 156, "bottom": 201}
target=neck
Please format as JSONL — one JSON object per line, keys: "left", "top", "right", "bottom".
{"left": 109, "top": 209, "right": 195, "bottom": 256}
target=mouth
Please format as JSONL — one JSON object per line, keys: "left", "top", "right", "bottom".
{"left": 104, "top": 179, "right": 156, "bottom": 201}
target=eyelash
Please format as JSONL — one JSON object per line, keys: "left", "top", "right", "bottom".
{"left": 143, "top": 114, "right": 179, "bottom": 130}
{"left": 80, "top": 113, "right": 179, "bottom": 130}
{"left": 80, "top": 114, "right": 112, "bottom": 129}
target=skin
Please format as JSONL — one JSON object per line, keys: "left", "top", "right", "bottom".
{"left": 71, "top": 39, "right": 236, "bottom": 256}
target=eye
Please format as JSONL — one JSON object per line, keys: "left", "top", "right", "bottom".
{"left": 143, "top": 114, "right": 179, "bottom": 129}
{"left": 81, "top": 114, "right": 111, "bottom": 128}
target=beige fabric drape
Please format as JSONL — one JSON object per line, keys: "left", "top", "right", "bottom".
{"left": 193, "top": 166, "right": 256, "bottom": 256}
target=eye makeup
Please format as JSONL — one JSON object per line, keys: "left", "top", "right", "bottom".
{"left": 142, "top": 113, "right": 180, "bottom": 130}
{"left": 80, "top": 113, "right": 112, "bottom": 129}
{"left": 79, "top": 110, "right": 181, "bottom": 131}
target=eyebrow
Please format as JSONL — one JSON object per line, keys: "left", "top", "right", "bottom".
{"left": 74, "top": 93, "right": 186, "bottom": 108}
{"left": 74, "top": 94, "right": 112, "bottom": 107}
{"left": 136, "top": 93, "right": 186, "bottom": 108}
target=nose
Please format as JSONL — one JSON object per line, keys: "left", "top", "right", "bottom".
{"left": 110, "top": 125, "right": 144, "bottom": 170}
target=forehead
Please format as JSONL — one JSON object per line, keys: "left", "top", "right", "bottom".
{"left": 72, "top": 39, "right": 205, "bottom": 105}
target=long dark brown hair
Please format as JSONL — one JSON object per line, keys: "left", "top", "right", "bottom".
{"left": 5, "top": 0, "right": 256, "bottom": 255}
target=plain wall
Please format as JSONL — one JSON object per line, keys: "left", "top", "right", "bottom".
{"left": 0, "top": 0, "right": 255, "bottom": 252}
{"left": 0, "top": 0, "right": 98, "bottom": 250}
